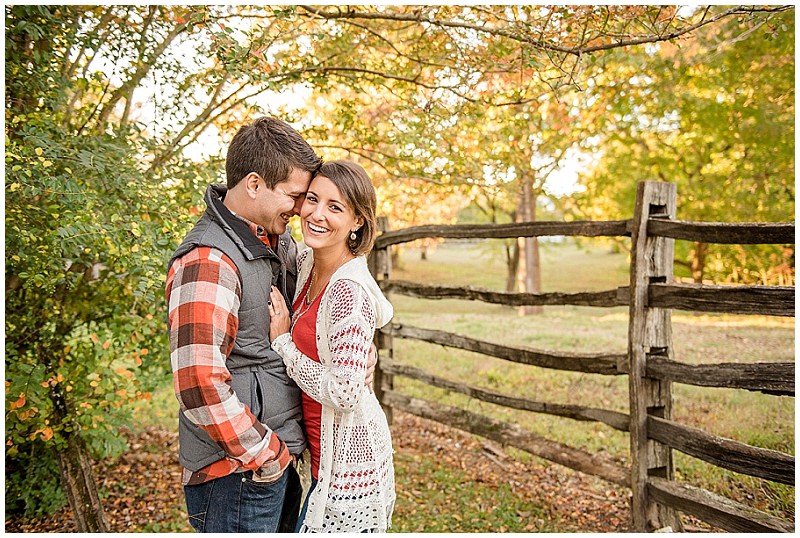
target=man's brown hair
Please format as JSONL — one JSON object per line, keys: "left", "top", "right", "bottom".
{"left": 226, "top": 117, "right": 321, "bottom": 189}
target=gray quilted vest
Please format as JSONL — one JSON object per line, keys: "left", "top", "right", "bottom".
{"left": 168, "top": 184, "right": 306, "bottom": 473}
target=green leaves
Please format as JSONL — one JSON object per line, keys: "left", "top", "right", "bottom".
{"left": 5, "top": 9, "right": 189, "bottom": 509}
{"left": 573, "top": 9, "right": 794, "bottom": 284}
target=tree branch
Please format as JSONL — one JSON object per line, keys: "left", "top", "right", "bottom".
{"left": 94, "top": 14, "right": 189, "bottom": 129}
{"left": 297, "top": 5, "right": 793, "bottom": 56}
{"left": 146, "top": 72, "right": 232, "bottom": 175}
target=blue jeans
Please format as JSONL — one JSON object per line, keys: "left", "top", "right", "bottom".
{"left": 184, "top": 465, "right": 301, "bottom": 533}
{"left": 295, "top": 478, "right": 317, "bottom": 532}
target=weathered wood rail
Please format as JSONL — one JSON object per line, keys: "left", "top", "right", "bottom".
{"left": 368, "top": 180, "right": 794, "bottom": 533}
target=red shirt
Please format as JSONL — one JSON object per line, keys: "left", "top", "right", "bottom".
{"left": 291, "top": 277, "right": 325, "bottom": 479}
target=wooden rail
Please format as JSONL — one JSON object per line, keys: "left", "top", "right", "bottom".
{"left": 370, "top": 182, "right": 795, "bottom": 533}
{"left": 381, "top": 358, "right": 630, "bottom": 431}
{"left": 375, "top": 218, "right": 794, "bottom": 249}
{"left": 648, "top": 220, "right": 795, "bottom": 244}
{"left": 388, "top": 324, "right": 624, "bottom": 375}
{"left": 647, "top": 416, "right": 794, "bottom": 485}
{"left": 384, "top": 390, "right": 629, "bottom": 487}
{"left": 646, "top": 357, "right": 794, "bottom": 395}
{"left": 647, "top": 477, "right": 794, "bottom": 533}
{"left": 382, "top": 280, "right": 795, "bottom": 317}
{"left": 374, "top": 220, "right": 631, "bottom": 249}
{"left": 381, "top": 280, "right": 629, "bottom": 307}
{"left": 649, "top": 283, "right": 794, "bottom": 316}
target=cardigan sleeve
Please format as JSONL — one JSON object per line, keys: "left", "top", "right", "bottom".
{"left": 272, "top": 279, "right": 375, "bottom": 413}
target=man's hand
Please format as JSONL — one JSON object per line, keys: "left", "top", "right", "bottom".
{"left": 365, "top": 342, "right": 377, "bottom": 393}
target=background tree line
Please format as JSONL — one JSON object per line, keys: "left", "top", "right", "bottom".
{"left": 5, "top": 5, "right": 793, "bottom": 530}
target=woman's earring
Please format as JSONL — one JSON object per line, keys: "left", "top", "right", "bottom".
{"left": 350, "top": 231, "right": 357, "bottom": 241}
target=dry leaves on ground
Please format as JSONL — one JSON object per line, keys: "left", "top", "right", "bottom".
{"left": 7, "top": 411, "right": 636, "bottom": 533}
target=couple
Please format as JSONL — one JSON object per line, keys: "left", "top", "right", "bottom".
{"left": 166, "top": 117, "right": 395, "bottom": 533}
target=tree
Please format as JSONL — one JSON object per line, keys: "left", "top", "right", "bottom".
{"left": 4, "top": 5, "right": 216, "bottom": 527}
{"left": 282, "top": 5, "right": 791, "bottom": 297}
{"left": 570, "top": 7, "right": 794, "bottom": 284}
{"left": 6, "top": 6, "right": 192, "bottom": 528}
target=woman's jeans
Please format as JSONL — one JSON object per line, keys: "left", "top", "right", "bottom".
{"left": 184, "top": 465, "right": 301, "bottom": 533}
{"left": 295, "top": 478, "right": 318, "bottom": 532}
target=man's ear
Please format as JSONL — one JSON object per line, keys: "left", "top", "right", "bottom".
{"left": 244, "top": 173, "right": 261, "bottom": 198}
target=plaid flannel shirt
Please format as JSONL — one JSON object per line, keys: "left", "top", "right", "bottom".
{"left": 166, "top": 224, "right": 291, "bottom": 486}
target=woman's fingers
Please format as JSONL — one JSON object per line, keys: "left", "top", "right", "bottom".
{"left": 269, "top": 287, "right": 284, "bottom": 312}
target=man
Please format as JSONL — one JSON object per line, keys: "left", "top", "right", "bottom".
{"left": 166, "top": 117, "right": 375, "bottom": 532}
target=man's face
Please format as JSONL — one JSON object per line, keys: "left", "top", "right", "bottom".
{"left": 255, "top": 168, "right": 312, "bottom": 235}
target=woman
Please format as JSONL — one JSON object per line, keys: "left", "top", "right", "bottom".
{"left": 268, "top": 160, "right": 395, "bottom": 533}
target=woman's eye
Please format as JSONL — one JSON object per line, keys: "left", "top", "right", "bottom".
{"left": 306, "top": 196, "right": 317, "bottom": 203}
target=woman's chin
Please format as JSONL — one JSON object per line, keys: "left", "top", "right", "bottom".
{"left": 303, "top": 235, "right": 320, "bottom": 248}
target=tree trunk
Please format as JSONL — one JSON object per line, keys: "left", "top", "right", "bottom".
{"left": 517, "top": 177, "right": 543, "bottom": 315}
{"left": 691, "top": 241, "right": 708, "bottom": 283}
{"left": 505, "top": 240, "right": 519, "bottom": 292}
{"left": 50, "top": 382, "right": 108, "bottom": 532}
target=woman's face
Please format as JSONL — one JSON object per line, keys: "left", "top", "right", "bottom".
{"left": 300, "top": 175, "right": 362, "bottom": 254}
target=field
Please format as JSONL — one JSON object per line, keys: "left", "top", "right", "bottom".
{"left": 12, "top": 238, "right": 791, "bottom": 532}
{"left": 387, "top": 238, "right": 795, "bottom": 524}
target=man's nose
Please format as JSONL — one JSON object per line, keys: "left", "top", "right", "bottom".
{"left": 292, "top": 197, "right": 304, "bottom": 215}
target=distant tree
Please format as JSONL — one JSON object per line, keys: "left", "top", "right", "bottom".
{"left": 571, "top": 7, "right": 794, "bottom": 284}
{"left": 284, "top": 5, "right": 791, "bottom": 295}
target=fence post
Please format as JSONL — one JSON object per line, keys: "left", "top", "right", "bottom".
{"left": 628, "top": 181, "right": 682, "bottom": 532}
{"left": 369, "top": 216, "right": 394, "bottom": 425}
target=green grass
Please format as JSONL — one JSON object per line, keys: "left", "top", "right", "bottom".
{"left": 389, "top": 239, "right": 794, "bottom": 521}
{"left": 131, "top": 381, "right": 180, "bottom": 432}
{"left": 391, "top": 452, "right": 556, "bottom": 533}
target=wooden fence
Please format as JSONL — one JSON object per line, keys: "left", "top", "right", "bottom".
{"left": 368, "top": 181, "right": 794, "bottom": 533}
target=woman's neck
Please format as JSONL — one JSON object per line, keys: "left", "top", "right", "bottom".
{"left": 313, "top": 247, "right": 352, "bottom": 279}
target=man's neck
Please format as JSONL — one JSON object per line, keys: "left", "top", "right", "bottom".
{"left": 220, "top": 187, "right": 281, "bottom": 250}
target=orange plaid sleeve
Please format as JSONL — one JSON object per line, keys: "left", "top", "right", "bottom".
{"left": 166, "top": 246, "right": 291, "bottom": 485}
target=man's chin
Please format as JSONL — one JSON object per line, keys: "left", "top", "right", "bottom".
{"left": 267, "top": 223, "right": 288, "bottom": 236}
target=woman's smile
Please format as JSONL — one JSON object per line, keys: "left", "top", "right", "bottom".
{"left": 306, "top": 222, "right": 330, "bottom": 234}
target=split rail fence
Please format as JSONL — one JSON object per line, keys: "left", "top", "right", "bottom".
{"left": 367, "top": 181, "right": 794, "bottom": 533}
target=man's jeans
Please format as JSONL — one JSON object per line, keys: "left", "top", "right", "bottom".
{"left": 184, "top": 465, "right": 301, "bottom": 533}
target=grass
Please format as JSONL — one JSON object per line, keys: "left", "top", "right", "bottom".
{"left": 391, "top": 452, "right": 556, "bottom": 533}
{"left": 389, "top": 239, "right": 794, "bottom": 522}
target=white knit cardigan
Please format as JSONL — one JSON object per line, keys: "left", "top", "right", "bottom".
{"left": 272, "top": 248, "right": 396, "bottom": 533}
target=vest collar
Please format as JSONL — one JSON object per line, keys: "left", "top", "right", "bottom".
{"left": 205, "top": 184, "right": 279, "bottom": 261}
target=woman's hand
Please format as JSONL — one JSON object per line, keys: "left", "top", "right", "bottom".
{"left": 268, "top": 286, "right": 291, "bottom": 342}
